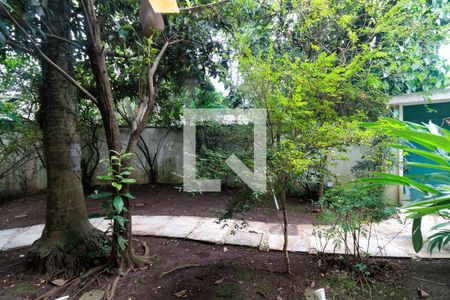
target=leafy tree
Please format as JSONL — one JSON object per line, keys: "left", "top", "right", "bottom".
{"left": 0, "top": 0, "right": 107, "bottom": 278}
{"left": 2, "top": 0, "right": 240, "bottom": 276}
{"left": 238, "top": 46, "right": 370, "bottom": 273}
{"left": 232, "top": 0, "right": 449, "bottom": 97}
{"left": 78, "top": 0, "right": 240, "bottom": 270}
{"left": 231, "top": 0, "right": 448, "bottom": 272}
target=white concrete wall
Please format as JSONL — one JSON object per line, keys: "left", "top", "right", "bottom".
{"left": 0, "top": 156, "right": 47, "bottom": 199}
{"left": 90, "top": 128, "right": 183, "bottom": 185}
{"left": 0, "top": 128, "right": 400, "bottom": 202}
{"left": 328, "top": 145, "right": 399, "bottom": 203}
{"left": 0, "top": 128, "right": 183, "bottom": 198}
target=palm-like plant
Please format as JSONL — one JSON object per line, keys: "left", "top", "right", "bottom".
{"left": 359, "top": 118, "right": 450, "bottom": 253}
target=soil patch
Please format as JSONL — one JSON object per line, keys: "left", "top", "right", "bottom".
{"left": 0, "top": 237, "right": 449, "bottom": 300}
{"left": 0, "top": 184, "right": 315, "bottom": 229}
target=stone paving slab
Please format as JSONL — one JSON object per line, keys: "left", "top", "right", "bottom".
{"left": 0, "top": 214, "right": 449, "bottom": 259}
{"left": 268, "top": 223, "right": 298, "bottom": 235}
{"left": 224, "top": 230, "right": 263, "bottom": 247}
{"left": 132, "top": 215, "right": 174, "bottom": 236}
{"left": 2, "top": 224, "right": 44, "bottom": 250}
{"left": 244, "top": 221, "right": 269, "bottom": 234}
{"left": 187, "top": 218, "right": 235, "bottom": 244}
{"left": 148, "top": 216, "right": 203, "bottom": 238}
{"left": 89, "top": 217, "right": 105, "bottom": 228}
{"left": 0, "top": 228, "right": 19, "bottom": 251}
{"left": 298, "top": 224, "right": 314, "bottom": 236}
{"left": 268, "top": 234, "right": 309, "bottom": 252}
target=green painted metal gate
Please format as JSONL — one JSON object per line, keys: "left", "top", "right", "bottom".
{"left": 403, "top": 102, "right": 450, "bottom": 200}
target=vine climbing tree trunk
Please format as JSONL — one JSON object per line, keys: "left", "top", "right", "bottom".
{"left": 29, "top": 0, "right": 106, "bottom": 279}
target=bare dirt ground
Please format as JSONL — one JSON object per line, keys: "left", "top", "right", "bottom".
{"left": 1, "top": 185, "right": 449, "bottom": 299}
{"left": 0, "top": 237, "right": 449, "bottom": 300}
{"left": 0, "top": 183, "right": 314, "bottom": 230}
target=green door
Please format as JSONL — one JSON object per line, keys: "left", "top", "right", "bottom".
{"left": 402, "top": 102, "right": 450, "bottom": 200}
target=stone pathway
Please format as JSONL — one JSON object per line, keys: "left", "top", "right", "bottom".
{"left": 0, "top": 215, "right": 449, "bottom": 258}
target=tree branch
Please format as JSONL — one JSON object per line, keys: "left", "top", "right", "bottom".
{"left": 0, "top": 5, "right": 97, "bottom": 103}
{"left": 6, "top": 39, "right": 34, "bottom": 55}
{"left": 44, "top": 32, "right": 136, "bottom": 59}
{"left": 149, "top": 39, "right": 182, "bottom": 77}
{"left": 180, "top": 0, "right": 229, "bottom": 12}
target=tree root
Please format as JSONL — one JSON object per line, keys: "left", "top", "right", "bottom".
{"left": 27, "top": 228, "right": 108, "bottom": 280}
{"left": 37, "top": 262, "right": 130, "bottom": 299}
{"left": 105, "top": 268, "right": 130, "bottom": 300}
{"left": 159, "top": 263, "right": 200, "bottom": 278}
{"left": 142, "top": 240, "right": 150, "bottom": 257}
{"left": 35, "top": 238, "right": 153, "bottom": 300}
{"left": 36, "top": 264, "right": 107, "bottom": 300}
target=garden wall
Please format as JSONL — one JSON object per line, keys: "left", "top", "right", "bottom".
{"left": 90, "top": 128, "right": 184, "bottom": 186}
{"left": 0, "top": 128, "right": 183, "bottom": 199}
{"left": 0, "top": 128, "right": 399, "bottom": 202}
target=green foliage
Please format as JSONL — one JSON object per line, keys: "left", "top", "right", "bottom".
{"left": 353, "top": 262, "right": 371, "bottom": 277}
{"left": 231, "top": 0, "right": 448, "bottom": 204}
{"left": 360, "top": 118, "right": 450, "bottom": 253}
{"left": 234, "top": 0, "right": 449, "bottom": 96}
{"left": 77, "top": 0, "right": 238, "bottom": 127}
{"left": 351, "top": 134, "right": 397, "bottom": 179}
{"left": 90, "top": 151, "right": 136, "bottom": 255}
{"left": 196, "top": 122, "right": 254, "bottom": 184}
{"left": 315, "top": 185, "right": 396, "bottom": 259}
{"left": 238, "top": 43, "right": 373, "bottom": 200}
{"left": 0, "top": 54, "right": 42, "bottom": 182}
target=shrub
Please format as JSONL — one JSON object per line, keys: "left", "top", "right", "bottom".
{"left": 315, "top": 185, "right": 397, "bottom": 259}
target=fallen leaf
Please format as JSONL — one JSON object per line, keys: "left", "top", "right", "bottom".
{"left": 51, "top": 279, "right": 67, "bottom": 287}
{"left": 214, "top": 278, "right": 224, "bottom": 285}
{"left": 276, "top": 296, "right": 284, "bottom": 300}
{"left": 174, "top": 289, "right": 188, "bottom": 298}
{"left": 417, "top": 288, "right": 429, "bottom": 298}
{"left": 14, "top": 214, "right": 27, "bottom": 219}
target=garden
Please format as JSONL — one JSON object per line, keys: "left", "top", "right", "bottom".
{"left": 0, "top": 0, "right": 449, "bottom": 299}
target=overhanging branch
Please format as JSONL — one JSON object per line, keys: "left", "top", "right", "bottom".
{"left": 180, "top": 0, "right": 229, "bottom": 12}
{"left": 0, "top": 5, "right": 97, "bottom": 103}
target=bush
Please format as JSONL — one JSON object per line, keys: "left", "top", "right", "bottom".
{"left": 315, "top": 185, "right": 397, "bottom": 259}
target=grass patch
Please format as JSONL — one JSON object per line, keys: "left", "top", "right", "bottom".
{"left": 0, "top": 282, "right": 38, "bottom": 300}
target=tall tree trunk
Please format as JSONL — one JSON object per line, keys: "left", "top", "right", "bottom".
{"left": 29, "top": 0, "right": 106, "bottom": 279}
{"left": 82, "top": 0, "right": 142, "bottom": 270}
{"left": 81, "top": 0, "right": 167, "bottom": 270}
